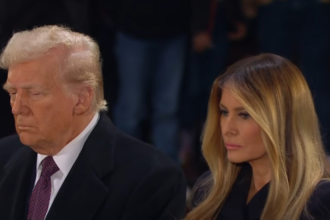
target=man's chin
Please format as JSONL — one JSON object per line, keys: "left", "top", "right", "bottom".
{"left": 18, "top": 133, "right": 37, "bottom": 147}
{"left": 17, "top": 134, "right": 52, "bottom": 154}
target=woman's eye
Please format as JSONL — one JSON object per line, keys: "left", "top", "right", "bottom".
{"left": 239, "top": 113, "right": 250, "bottom": 119}
{"left": 220, "top": 109, "right": 228, "bottom": 116}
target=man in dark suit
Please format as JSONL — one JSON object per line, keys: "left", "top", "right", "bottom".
{"left": 0, "top": 25, "right": 187, "bottom": 220}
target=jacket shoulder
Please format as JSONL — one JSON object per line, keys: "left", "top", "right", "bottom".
{"left": 0, "top": 135, "right": 23, "bottom": 167}
{"left": 113, "top": 129, "right": 179, "bottom": 170}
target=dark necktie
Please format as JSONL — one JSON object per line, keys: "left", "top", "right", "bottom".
{"left": 28, "top": 156, "right": 59, "bottom": 220}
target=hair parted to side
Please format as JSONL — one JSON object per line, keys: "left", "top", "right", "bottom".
{"left": 185, "top": 53, "right": 330, "bottom": 220}
{"left": 0, "top": 25, "right": 107, "bottom": 112}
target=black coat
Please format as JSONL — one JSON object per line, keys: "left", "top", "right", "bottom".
{"left": 192, "top": 163, "right": 330, "bottom": 220}
{"left": 0, "top": 113, "right": 187, "bottom": 220}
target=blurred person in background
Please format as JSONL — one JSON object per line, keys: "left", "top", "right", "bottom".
{"left": 180, "top": 0, "right": 228, "bottom": 186}
{"left": 255, "top": 0, "right": 330, "bottom": 151}
{"left": 111, "top": 0, "right": 211, "bottom": 162}
{"left": 0, "top": 25, "right": 186, "bottom": 220}
{"left": 180, "top": 0, "right": 255, "bottom": 186}
{"left": 185, "top": 54, "right": 330, "bottom": 220}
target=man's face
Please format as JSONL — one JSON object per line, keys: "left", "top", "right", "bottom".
{"left": 4, "top": 56, "right": 77, "bottom": 154}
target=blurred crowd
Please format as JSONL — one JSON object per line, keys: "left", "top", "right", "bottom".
{"left": 0, "top": 0, "right": 329, "bottom": 187}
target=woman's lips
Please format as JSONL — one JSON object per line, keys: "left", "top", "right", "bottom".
{"left": 225, "top": 143, "right": 243, "bottom": 150}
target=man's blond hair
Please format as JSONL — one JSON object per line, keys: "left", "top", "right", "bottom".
{"left": 0, "top": 25, "right": 107, "bottom": 112}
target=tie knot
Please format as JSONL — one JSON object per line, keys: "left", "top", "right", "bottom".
{"left": 41, "top": 156, "right": 59, "bottom": 178}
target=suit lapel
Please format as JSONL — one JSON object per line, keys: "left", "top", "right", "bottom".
{"left": 0, "top": 145, "right": 36, "bottom": 220}
{"left": 46, "top": 113, "right": 116, "bottom": 220}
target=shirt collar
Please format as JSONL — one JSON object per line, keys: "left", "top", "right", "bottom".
{"left": 36, "top": 113, "right": 100, "bottom": 176}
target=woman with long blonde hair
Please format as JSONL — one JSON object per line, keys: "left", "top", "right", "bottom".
{"left": 185, "top": 54, "right": 330, "bottom": 220}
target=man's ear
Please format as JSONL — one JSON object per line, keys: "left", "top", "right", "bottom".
{"left": 73, "top": 86, "right": 94, "bottom": 115}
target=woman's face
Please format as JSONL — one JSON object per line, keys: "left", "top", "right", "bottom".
{"left": 219, "top": 88, "right": 267, "bottom": 164}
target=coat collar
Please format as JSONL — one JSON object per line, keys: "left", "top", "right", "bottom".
{"left": 46, "top": 112, "right": 116, "bottom": 220}
{"left": 0, "top": 112, "right": 117, "bottom": 220}
{"left": 217, "top": 163, "right": 269, "bottom": 220}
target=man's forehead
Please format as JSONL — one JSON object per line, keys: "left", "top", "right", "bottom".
{"left": 6, "top": 59, "right": 60, "bottom": 83}
{"left": 8, "top": 53, "right": 61, "bottom": 73}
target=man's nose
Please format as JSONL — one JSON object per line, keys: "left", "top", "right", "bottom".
{"left": 11, "top": 93, "right": 28, "bottom": 115}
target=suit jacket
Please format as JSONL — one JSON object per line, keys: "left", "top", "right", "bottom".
{"left": 192, "top": 163, "right": 330, "bottom": 220}
{"left": 0, "top": 113, "right": 187, "bottom": 220}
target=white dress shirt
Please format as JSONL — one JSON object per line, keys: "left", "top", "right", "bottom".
{"left": 34, "top": 113, "right": 99, "bottom": 217}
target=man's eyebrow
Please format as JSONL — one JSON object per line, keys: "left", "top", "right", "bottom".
{"left": 3, "top": 83, "right": 42, "bottom": 91}
{"left": 3, "top": 82, "right": 13, "bottom": 91}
